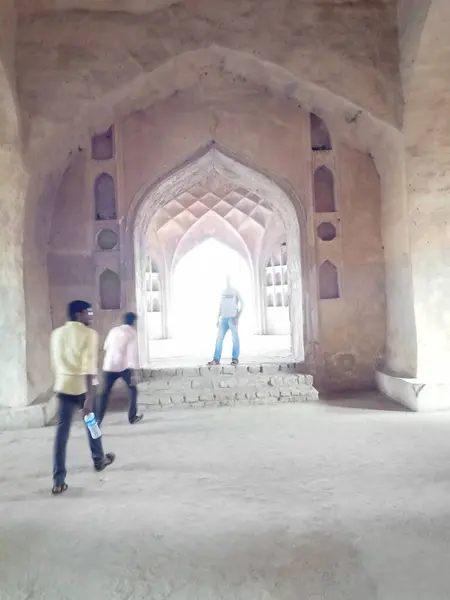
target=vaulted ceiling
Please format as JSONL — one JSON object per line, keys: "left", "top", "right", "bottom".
{"left": 148, "top": 168, "right": 284, "bottom": 267}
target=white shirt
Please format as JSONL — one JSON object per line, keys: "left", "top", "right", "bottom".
{"left": 219, "top": 286, "right": 243, "bottom": 319}
{"left": 103, "top": 325, "right": 139, "bottom": 372}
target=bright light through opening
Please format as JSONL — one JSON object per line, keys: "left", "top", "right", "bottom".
{"left": 172, "top": 239, "right": 254, "bottom": 352}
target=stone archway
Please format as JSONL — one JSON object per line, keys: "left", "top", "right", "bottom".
{"left": 127, "top": 146, "right": 308, "bottom": 367}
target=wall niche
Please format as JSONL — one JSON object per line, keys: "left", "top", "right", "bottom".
{"left": 310, "top": 114, "right": 332, "bottom": 151}
{"left": 317, "top": 222, "right": 337, "bottom": 241}
{"left": 319, "top": 260, "right": 339, "bottom": 300}
{"left": 95, "top": 173, "right": 117, "bottom": 220}
{"left": 97, "top": 228, "right": 119, "bottom": 251}
{"left": 313, "top": 166, "right": 336, "bottom": 213}
{"left": 91, "top": 126, "right": 114, "bottom": 160}
{"left": 99, "top": 268, "right": 121, "bottom": 310}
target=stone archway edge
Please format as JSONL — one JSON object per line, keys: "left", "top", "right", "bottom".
{"left": 127, "top": 145, "right": 310, "bottom": 366}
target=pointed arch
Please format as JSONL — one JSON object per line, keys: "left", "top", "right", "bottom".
{"left": 313, "top": 166, "right": 336, "bottom": 213}
{"left": 128, "top": 145, "right": 307, "bottom": 365}
{"left": 319, "top": 261, "right": 339, "bottom": 300}
{"left": 99, "top": 268, "right": 121, "bottom": 310}
{"left": 94, "top": 173, "right": 116, "bottom": 221}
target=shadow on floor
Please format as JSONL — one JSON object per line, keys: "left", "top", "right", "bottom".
{"left": 319, "top": 389, "right": 408, "bottom": 412}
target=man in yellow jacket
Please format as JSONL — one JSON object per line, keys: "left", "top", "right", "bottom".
{"left": 50, "top": 300, "right": 115, "bottom": 495}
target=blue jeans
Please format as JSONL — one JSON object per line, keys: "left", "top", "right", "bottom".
{"left": 97, "top": 369, "right": 138, "bottom": 425}
{"left": 53, "top": 393, "right": 105, "bottom": 485}
{"left": 213, "top": 317, "right": 240, "bottom": 362}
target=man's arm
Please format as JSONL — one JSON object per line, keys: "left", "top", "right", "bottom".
{"left": 81, "top": 330, "right": 99, "bottom": 415}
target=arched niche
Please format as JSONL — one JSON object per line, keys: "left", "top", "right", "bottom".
{"left": 99, "top": 268, "right": 121, "bottom": 310}
{"left": 313, "top": 166, "right": 336, "bottom": 213}
{"left": 94, "top": 173, "right": 117, "bottom": 221}
{"left": 310, "top": 114, "right": 332, "bottom": 151}
{"left": 91, "top": 126, "right": 114, "bottom": 160}
{"left": 319, "top": 260, "right": 339, "bottom": 300}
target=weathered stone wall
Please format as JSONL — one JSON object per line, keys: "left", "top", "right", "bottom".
{"left": 17, "top": 0, "right": 401, "bottom": 144}
{"left": 0, "top": 1, "right": 30, "bottom": 409}
{"left": 14, "top": 0, "right": 411, "bottom": 401}
{"left": 401, "top": 0, "right": 450, "bottom": 381}
{"left": 47, "top": 81, "right": 385, "bottom": 389}
{"left": 317, "top": 145, "right": 385, "bottom": 389}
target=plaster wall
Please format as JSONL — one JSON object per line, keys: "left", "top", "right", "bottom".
{"left": 47, "top": 84, "right": 385, "bottom": 389}
{"left": 401, "top": 0, "right": 450, "bottom": 382}
{"left": 316, "top": 145, "right": 384, "bottom": 389}
{"left": 0, "top": 0, "right": 30, "bottom": 409}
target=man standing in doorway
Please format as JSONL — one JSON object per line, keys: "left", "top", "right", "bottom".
{"left": 208, "top": 276, "right": 244, "bottom": 366}
{"left": 97, "top": 312, "right": 143, "bottom": 426}
{"left": 51, "top": 300, "right": 116, "bottom": 495}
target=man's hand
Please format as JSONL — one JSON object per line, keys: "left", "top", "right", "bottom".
{"left": 83, "top": 395, "right": 94, "bottom": 416}
{"left": 83, "top": 374, "right": 96, "bottom": 416}
{"left": 82, "top": 397, "right": 94, "bottom": 416}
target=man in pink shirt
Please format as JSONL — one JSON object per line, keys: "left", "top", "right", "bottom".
{"left": 97, "top": 312, "right": 144, "bottom": 425}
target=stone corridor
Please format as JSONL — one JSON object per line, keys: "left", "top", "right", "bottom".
{"left": 1, "top": 400, "right": 450, "bottom": 599}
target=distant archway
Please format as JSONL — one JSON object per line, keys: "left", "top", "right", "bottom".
{"left": 171, "top": 238, "right": 254, "bottom": 353}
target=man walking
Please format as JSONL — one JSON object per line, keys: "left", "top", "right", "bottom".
{"left": 51, "top": 300, "right": 116, "bottom": 495}
{"left": 208, "top": 276, "right": 244, "bottom": 366}
{"left": 97, "top": 312, "right": 143, "bottom": 425}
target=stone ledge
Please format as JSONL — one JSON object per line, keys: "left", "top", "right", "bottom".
{"left": 375, "top": 370, "right": 450, "bottom": 412}
{"left": 0, "top": 395, "right": 58, "bottom": 430}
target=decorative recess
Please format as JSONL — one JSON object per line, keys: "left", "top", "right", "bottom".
{"left": 319, "top": 260, "right": 339, "bottom": 300}
{"left": 99, "top": 269, "right": 121, "bottom": 310}
{"left": 91, "top": 126, "right": 114, "bottom": 160}
{"left": 313, "top": 166, "right": 335, "bottom": 213}
{"left": 265, "top": 244, "right": 289, "bottom": 309}
{"left": 317, "top": 222, "right": 337, "bottom": 241}
{"left": 95, "top": 173, "right": 117, "bottom": 221}
{"left": 97, "top": 228, "right": 119, "bottom": 251}
{"left": 310, "top": 114, "right": 332, "bottom": 151}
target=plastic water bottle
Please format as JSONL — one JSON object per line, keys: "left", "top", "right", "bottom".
{"left": 84, "top": 413, "right": 102, "bottom": 439}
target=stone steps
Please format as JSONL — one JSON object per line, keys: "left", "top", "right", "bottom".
{"left": 136, "top": 363, "right": 318, "bottom": 410}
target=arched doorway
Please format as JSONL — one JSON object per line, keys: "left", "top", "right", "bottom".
{"left": 166, "top": 238, "right": 254, "bottom": 361}
{"left": 130, "top": 147, "right": 307, "bottom": 367}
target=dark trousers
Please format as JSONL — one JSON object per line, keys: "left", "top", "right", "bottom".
{"left": 53, "top": 393, "right": 105, "bottom": 485}
{"left": 97, "top": 369, "right": 138, "bottom": 425}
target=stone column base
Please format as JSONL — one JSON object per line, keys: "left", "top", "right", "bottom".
{"left": 0, "top": 395, "right": 58, "bottom": 431}
{"left": 376, "top": 370, "right": 450, "bottom": 412}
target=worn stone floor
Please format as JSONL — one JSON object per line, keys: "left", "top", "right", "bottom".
{"left": 1, "top": 396, "right": 450, "bottom": 599}
{"left": 147, "top": 334, "right": 293, "bottom": 368}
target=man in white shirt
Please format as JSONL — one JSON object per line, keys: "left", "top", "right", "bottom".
{"left": 208, "top": 276, "right": 244, "bottom": 366}
{"left": 97, "top": 312, "right": 143, "bottom": 425}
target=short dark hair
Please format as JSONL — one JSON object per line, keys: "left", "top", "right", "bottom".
{"left": 67, "top": 300, "right": 92, "bottom": 321}
{"left": 123, "top": 312, "right": 137, "bottom": 326}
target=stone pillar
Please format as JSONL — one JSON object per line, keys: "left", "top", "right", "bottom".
{"left": 0, "top": 0, "right": 30, "bottom": 409}
{"left": 0, "top": 146, "right": 28, "bottom": 408}
{"left": 403, "top": 0, "right": 450, "bottom": 381}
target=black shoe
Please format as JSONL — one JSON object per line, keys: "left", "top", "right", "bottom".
{"left": 207, "top": 360, "right": 220, "bottom": 366}
{"left": 95, "top": 452, "right": 116, "bottom": 472}
{"left": 231, "top": 359, "right": 239, "bottom": 365}
{"left": 130, "top": 415, "right": 144, "bottom": 425}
